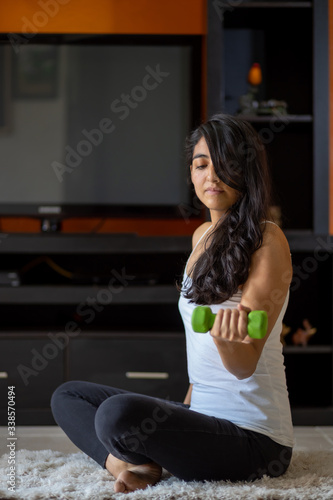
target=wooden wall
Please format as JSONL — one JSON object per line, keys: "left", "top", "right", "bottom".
{"left": 0, "top": 0, "right": 206, "bottom": 35}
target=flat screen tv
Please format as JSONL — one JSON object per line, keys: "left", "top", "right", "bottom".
{"left": 0, "top": 34, "right": 202, "bottom": 225}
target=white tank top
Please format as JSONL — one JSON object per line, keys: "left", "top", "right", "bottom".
{"left": 178, "top": 223, "right": 294, "bottom": 448}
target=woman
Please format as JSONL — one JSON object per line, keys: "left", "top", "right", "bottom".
{"left": 51, "top": 114, "right": 294, "bottom": 493}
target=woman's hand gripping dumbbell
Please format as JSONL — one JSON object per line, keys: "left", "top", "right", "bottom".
{"left": 191, "top": 306, "right": 268, "bottom": 339}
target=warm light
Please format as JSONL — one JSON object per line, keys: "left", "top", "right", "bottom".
{"left": 248, "top": 62, "right": 262, "bottom": 86}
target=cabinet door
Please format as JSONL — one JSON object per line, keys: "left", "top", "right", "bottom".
{"left": 0, "top": 339, "right": 63, "bottom": 424}
{"left": 69, "top": 334, "right": 188, "bottom": 402}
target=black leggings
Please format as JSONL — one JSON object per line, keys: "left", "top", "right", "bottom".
{"left": 50, "top": 380, "right": 292, "bottom": 482}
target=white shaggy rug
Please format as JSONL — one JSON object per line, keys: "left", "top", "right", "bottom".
{"left": 0, "top": 448, "right": 333, "bottom": 500}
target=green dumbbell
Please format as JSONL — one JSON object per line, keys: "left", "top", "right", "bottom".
{"left": 191, "top": 306, "right": 268, "bottom": 339}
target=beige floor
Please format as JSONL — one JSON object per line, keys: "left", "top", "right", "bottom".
{"left": 1, "top": 426, "right": 333, "bottom": 455}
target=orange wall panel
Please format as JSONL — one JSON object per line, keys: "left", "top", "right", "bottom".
{"left": 0, "top": 0, "right": 206, "bottom": 35}
{"left": 0, "top": 217, "right": 204, "bottom": 236}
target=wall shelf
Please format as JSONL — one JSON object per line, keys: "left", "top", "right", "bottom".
{"left": 0, "top": 233, "right": 192, "bottom": 255}
{"left": 0, "top": 285, "right": 179, "bottom": 305}
{"left": 283, "top": 346, "right": 333, "bottom": 354}
{"left": 237, "top": 115, "right": 313, "bottom": 123}
{"left": 228, "top": 2, "right": 312, "bottom": 8}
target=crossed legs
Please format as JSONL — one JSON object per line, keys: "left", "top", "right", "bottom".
{"left": 51, "top": 380, "right": 292, "bottom": 493}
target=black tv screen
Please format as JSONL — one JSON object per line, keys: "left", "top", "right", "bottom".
{"left": 0, "top": 34, "right": 202, "bottom": 219}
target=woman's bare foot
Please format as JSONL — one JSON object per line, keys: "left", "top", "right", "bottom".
{"left": 114, "top": 463, "right": 162, "bottom": 493}
{"left": 105, "top": 453, "right": 162, "bottom": 493}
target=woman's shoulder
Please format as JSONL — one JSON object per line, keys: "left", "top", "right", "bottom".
{"left": 243, "top": 221, "right": 293, "bottom": 295}
{"left": 192, "top": 222, "right": 212, "bottom": 249}
{"left": 261, "top": 221, "right": 289, "bottom": 247}
{"left": 259, "top": 221, "right": 291, "bottom": 265}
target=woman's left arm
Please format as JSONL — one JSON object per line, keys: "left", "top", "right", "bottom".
{"left": 211, "top": 224, "right": 293, "bottom": 380}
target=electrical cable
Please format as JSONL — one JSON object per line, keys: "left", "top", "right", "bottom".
{"left": 20, "top": 256, "right": 75, "bottom": 280}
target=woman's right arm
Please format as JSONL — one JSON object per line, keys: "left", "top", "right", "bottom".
{"left": 183, "top": 383, "right": 193, "bottom": 405}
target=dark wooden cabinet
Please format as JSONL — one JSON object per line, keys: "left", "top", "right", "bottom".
{"left": 0, "top": 231, "right": 332, "bottom": 425}
{"left": 69, "top": 334, "right": 188, "bottom": 401}
{"left": 215, "top": 0, "right": 328, "bottom": 233}
{"left": 0, "top": 234, "right": 191, "bottom": 425}
{"left": 282, "top": 240, "right": 333, "bottom": 424}
{"left": 0, "top": 337, "right": 64, "bottom": 424}
{"left": 207, "top": 0, "right": 332, "bottom": 424}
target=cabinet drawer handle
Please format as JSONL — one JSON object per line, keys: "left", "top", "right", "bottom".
{"left": 126, "top": 372, "right": 169, "bottom": 380}
{"left": 0, "top": 372, "right": 9, "bottom": 379}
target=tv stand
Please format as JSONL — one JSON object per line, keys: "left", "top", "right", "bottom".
{"left": 0, "top": 233, "right": 191, "bottom": 424}
{"left": 0, "top": 232, "right": 333, "bottom": 426}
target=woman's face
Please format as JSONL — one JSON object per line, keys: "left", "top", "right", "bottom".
{"left": 190, "top": 136, "right": 240, "bottom": 222}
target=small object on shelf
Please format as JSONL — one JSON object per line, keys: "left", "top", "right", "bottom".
{"left": 238, "top": 62, "right": 288, "bottom": 117}
{"left": 257, "top": 99, "right": 288, "bottom": 116}
{"left": 292, "top": 319, "right": 317, "bottom": 347}
{"left": 191, "top": 306, "right": 268, "bottom": 339}
{"left": 247, "top": 62, "right": 262, "bottom": 86}
{"left": 238, "top": 62, "right": 262, "bottom": 115}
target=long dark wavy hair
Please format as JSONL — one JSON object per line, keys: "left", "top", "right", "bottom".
{"left": 183, "top": 114, "right": 272, "bottom": 305}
